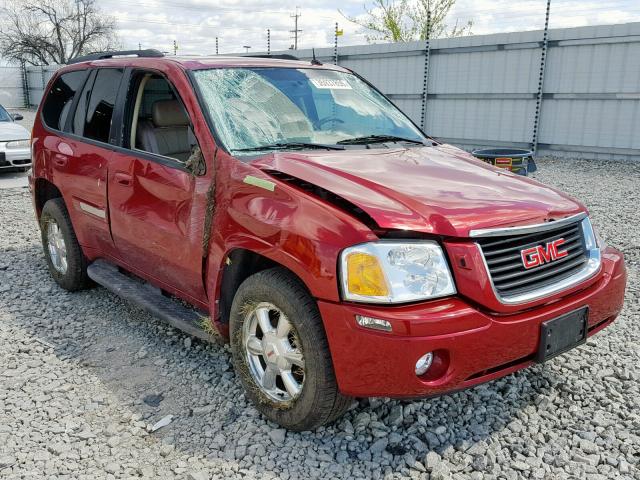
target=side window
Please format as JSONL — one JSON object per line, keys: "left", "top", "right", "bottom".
{"left": 41, "top": 70, "right": 86, "bottom": 131}
{"left": 82, "top": 68, "right": 124, "bottom": 143}
{"left": 126, "top": 72, "right": 200, "bottom": 164}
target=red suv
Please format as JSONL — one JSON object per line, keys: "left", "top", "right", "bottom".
{"left": 29, "top": 50, "right": 627, "bottom": 431}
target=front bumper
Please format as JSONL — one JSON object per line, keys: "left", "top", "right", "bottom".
{"left": 0, "top": 144, "right": 31, "bottom": 169}
{"left": 320, "top": 246, "right": 626, "bottom": 398}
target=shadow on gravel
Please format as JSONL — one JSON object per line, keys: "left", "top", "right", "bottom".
{"left": 1, "top": 242, "right": 560, "bottom": 476}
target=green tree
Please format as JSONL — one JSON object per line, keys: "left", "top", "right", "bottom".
{"left": 344, "top": 0, "right": 472, "bottom": 43}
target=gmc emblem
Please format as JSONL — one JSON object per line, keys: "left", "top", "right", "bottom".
{"left": 521, "top": 238, "right": 568, "bottom": 269}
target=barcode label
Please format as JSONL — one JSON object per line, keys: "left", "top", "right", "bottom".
{"left": 310, "top": 78, "right": 352, "bottom": 90}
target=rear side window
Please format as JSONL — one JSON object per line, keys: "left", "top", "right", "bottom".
{"left": 83, "top": 68, "right": 124, "bottom": 143}
{"left": 42, "top": 70, "right": 86, "bottom": 130}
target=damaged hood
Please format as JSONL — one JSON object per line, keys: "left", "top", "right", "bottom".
{"left": 253, "top": 144, "right": 586, "bottom": 237}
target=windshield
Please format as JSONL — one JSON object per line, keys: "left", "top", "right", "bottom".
{"left": 0, "top": 105, "right": 11, "bottom": 122}
{"left": 192, "top": 67, "right": 426, "bottom": 153}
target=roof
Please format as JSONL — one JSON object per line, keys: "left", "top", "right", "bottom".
{"left": 63, "top": 54, "right": 349, "bottom": 72}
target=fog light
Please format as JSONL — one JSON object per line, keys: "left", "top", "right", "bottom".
{"left": 415, "top": 352, "right": 434, "bottom": 376}
{"left": 355, "top": 315, "right": 392, "bottom": 332}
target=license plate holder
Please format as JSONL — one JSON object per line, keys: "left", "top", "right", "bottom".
{"left": 536, "top": 307, "right": 588, "bottom": 362}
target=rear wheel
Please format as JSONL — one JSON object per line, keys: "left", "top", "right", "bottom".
{"left": 230, "top": 267, "right": 351, "bottom": 431}
{"left": 40, "top": 198, "right": 91, "bottom": 291}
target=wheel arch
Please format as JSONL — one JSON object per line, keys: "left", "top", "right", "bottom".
{"left": 216, "top": 247, "right": 315, "bottom": 328}
{"left": 34, "top": 178, "right": 63, "bottom": 219}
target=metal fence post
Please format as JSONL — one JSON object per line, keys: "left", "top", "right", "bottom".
{"left": 531, "top": 0, "right": 551, "bottom": 155}
{"left": 420, "top": 10, "right": 431, "bottom": 131}
{"left": 334, "top": 23, "right": 339, "bottom": 65}
{"left": 21, "top": 61, "right": 31, "bottom": 108}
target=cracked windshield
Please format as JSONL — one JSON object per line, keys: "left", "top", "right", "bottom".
{"left": 193, "top": 67, "right": 426, "bottom": 153}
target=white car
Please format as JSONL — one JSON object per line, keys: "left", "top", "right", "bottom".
{"left": 0, "top": 104, "right": 31, "bottom": 171}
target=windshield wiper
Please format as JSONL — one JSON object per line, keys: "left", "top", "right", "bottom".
{"left": 337, "top": 134, "right": 426, "bottom": 145}
{"left": 232, "top": 141, "right": 345, "bottom": 152}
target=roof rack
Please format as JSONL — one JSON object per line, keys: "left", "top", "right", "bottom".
{"left": 245, "top": 54, "right": 300, "bottom": 61}
{"left": 67, "top": 49, "right": 164, "bottom": 65}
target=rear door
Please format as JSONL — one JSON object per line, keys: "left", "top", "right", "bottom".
{"left": 43, "top": 68, "right": 124, "bottom": 253}
{"left": 107, "top": 69, "right": 209, "bottom": 304}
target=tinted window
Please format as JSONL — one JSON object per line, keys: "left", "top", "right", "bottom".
{"left": 83, "top": 68, "right": 124, "bottom": 143}
{"left": 72, "top": 74, "right": 91, "bottom": 136}
{"left": 41, "top": 70, "right": 86, "bottom": 130}
{"left": 0, "top": 105, "right": 11, "bottom": 122}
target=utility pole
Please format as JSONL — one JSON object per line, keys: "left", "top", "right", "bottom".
{"left": 290, "top": 7, "right": 302, "bottom": 50}
{"left": 215, "top": 37, "right": 219, "bottom": 55}
{"left": 173, "top": 40, "right": 178, "bottom": 55}
{"left": 138, "top": 43, "right": 142, "bottom": 51}
{"left": 267, "top": 29, "right": 271, "bottom": 56}
{"left": 243, "top": 45, "right": 251, "bottom": 53}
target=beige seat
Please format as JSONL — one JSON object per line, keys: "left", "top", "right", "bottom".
{"left": 137, "top": 99, "right": 193, "bottom": 161}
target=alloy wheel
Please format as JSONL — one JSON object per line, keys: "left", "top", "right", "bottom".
{"left": 242, "top": 302, "right": 305, "bottom": 403}
{"left": 47, "top": 220, "right": 68, "bottom": 274}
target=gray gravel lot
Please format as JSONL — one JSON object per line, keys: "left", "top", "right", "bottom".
{"left": 0, "top": 157, "right": 639, "bottom": 480}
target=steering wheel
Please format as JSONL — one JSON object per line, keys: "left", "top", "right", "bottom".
{"left": 314, "top": 116, "right": 345, "bottom": 129}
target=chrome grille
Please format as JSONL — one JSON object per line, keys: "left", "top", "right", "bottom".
{"left": 476, "top": 220, "right": 589, "bottom": 299}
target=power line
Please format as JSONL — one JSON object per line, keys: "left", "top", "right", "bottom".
{"left": 114, "top": 16, "right": 250, "bottom": 32}
{"left": 101, "top": 0, "right": 289, "bottom": 15}
{"left": 111, "top": 5, "right": 640, "bottom": 34}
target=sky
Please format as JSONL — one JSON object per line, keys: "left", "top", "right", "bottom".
{"left": 102, "top": 0, "right": 640, "bottom": 55}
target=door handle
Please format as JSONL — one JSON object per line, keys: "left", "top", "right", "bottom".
{"left": 53, "top": 153, "right": 68, "bottom": 167}
{"left": 114, "top": 172, "right": 133, "bottom": 187}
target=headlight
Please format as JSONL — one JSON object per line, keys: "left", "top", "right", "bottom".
{"left": 339, "top": 241, "right": 456, "bottom": 303}
{"left": 6, "top": 139, "right": 30, "bottom": 149}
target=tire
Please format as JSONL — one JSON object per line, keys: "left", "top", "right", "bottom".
{"left": 40, "top": 198, "right": 91, "bottom": 291}
{"left": 230, "top": 267, "right": 352, "bottom": 431}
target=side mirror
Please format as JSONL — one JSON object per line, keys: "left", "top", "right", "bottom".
{"left": 11, "top": 113, "right": 23, "bottom": 121}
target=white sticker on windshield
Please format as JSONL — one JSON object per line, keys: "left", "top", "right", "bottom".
{"left": 310, "top": 78, "right": 352, "bottom": 90}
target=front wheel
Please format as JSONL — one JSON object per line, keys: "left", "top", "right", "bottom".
{"left": 230, "top": 267, "right": 351, "bottom": 431}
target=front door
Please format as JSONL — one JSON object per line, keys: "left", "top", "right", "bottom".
{"left": 107, "top": 69, "right": 208, "bottom": 304}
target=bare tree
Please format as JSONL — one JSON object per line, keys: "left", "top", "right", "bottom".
{"left": 344, "top": 0, "right": 472, "bottom": 43}
{"left": 0, "top": 0, "right": 119, "bottom": 65}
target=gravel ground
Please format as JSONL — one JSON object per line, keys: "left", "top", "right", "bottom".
{"left": 0, "top": 157, "right": 639, "bottom": 480}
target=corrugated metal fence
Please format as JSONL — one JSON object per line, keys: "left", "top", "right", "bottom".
{"left": 0, "top": 64, "right": 59, "bottom": 108}
{"left": 0, "top": 65, "right": 24, "bottom": 108}
{"left": 1, "top": 22, "right": 638, "bottom": 160}
{"left": 26, "top": 65, "right": 61, "bottom": 107}
{"left": 279, "top": 22, "right": 640, "bottom": 161}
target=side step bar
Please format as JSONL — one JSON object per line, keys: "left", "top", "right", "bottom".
{"left": 87, "top": 259, "right": 214, "bottom": 342}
